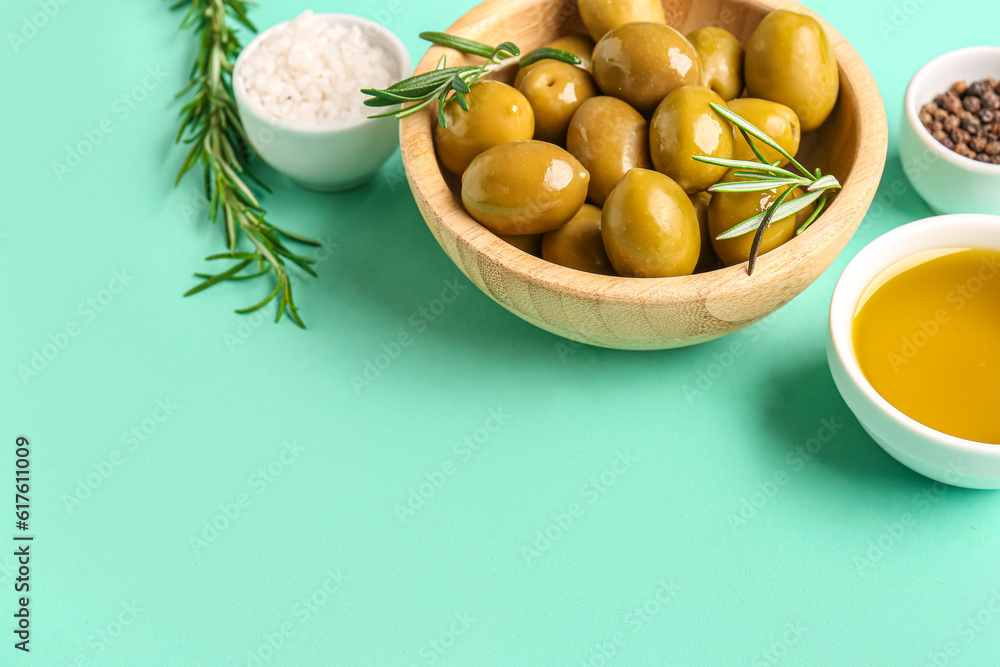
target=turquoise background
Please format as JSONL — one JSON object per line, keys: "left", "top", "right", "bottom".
{"left": 2, "top": 0, "right": 999, "bottom": 664}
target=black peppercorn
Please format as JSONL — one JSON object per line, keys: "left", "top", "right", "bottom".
{"left": 968, "top": 81, "right": 989, "bottom": 98}
{"left": 922, "top": 77, "right": 1000, "bottom": 164}
{"left": 961, "top": 116, "right": 981, "bottom": 134}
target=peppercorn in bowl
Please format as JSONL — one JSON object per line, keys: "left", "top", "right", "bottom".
{"left": 900, "top": 46, "right": 1000, "bottom": 216}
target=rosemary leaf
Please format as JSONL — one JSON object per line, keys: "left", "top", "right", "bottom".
{"left": 236, "top": 283, "right": 280, "bottom": 314}
{"left": 692, "top": 155, "right": 798, "bottom": 178}
{"left": 361, "top": 89, "right": 426, "bottom": 103}
{"left": 363, "top": 96, "right": 404, "bottom": 108}
{"left": 520, "top": 47, "right": 582, "bottom": 67}
{"left": 716, "top": 189, "right": 826, "bottom": 240}
{"left": 183, "top": 257, "right": 253, "bottom": 296}
{"left": 796, "top": 191, "right": 830, "bottom": 234}
{"left": 738, "top": 127, "right": 773, "bottom": 168}
{"left": 451, "top": 75, "right": 470, "bottom": 94}
{"left": 808, "top": 174, "right": 841, "bottom": 191}
{"left": 709, "top": 178, "right": 806, "bottom": 194}
{"left": 379, "top": 67, "right": 470, "bottom": 95}
{"left": 419, "top": 31, "right": 495, "bottom": 58}
{"left": 437, "top": 87, "right": 449, "bottom": 128}
{"left": 494, "top": 41, "right": 520, "bottom": 57}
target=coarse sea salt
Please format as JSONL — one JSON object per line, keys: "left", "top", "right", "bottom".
{"left": 238, "top": 10, "right": 397, "bottom": 126}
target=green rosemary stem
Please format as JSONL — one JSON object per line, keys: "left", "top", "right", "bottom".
{"left": 171, "top": 0, "right": 320, "bottom": 328}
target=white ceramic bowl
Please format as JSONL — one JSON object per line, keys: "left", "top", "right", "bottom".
{"left": 900, "top": 47, "right": 1000, "bottom": 215}
{"left": 233, "top": 14, "right": 412, "bottom": 192}
{"left": 828, "top": 214, "right": 1000, "bottom": 488}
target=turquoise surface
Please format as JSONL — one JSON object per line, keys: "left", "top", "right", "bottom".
{"left": 2, "top": 0, "right": 999, "bottom": 664}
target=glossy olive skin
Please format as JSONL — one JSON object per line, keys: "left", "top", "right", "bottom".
{"left": 592, "top": 23, "right": 703, "bottom": 116}
{"left": 649, "top": 86, "right": 733, "bottom": 194}
{"left": 462, "top": 141, "right": 590, "bottom": 235}
{"left": 726, "top": 98, "right": 800, "bottom": 166}
{"left": 601, "top": 169, "right": 701, "bottom": 277}
{"left": 435, "top": 80, "right": 534, "bottom": 175}
{"left": 578, "top": 0, "right": 665, "bottom": 42}
{"left": 514, "top": 34, "right": 596, "bottom": 88}
{"left": 566, "top": 96, "right": 652, "bottom": 206}
{"left": 497, "top": 233, "right": 542, "bottom": 256}
{"left": 518, "top": 61, "right": 597, "bottom": 144}
{"left": 689, "top": 191, "right": 720, "bottom": 273}
{"left": 687, "top": 27, "right": 744, "bottom": 101}
{"left": 708, "top": 171, "right": 814, "bottom": 266}
{"left": 542, "top": 204, "right": 615, "bottom": 275}
{"left": 745, "top": 10, "right": 839, "bottom": 131}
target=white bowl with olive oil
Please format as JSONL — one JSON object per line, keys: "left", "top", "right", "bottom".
{"left": 828, "top": 214, "right": 1000, "bottom": 488}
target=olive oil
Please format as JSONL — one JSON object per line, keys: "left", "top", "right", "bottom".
{"left": 853, "top": 248, "right": 1000, "bottom": 444}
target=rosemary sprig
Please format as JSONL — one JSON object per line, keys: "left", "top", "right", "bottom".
{"left": 694, "top": 103, "right": 842, "bottom": 275}
{"left": 362, "top": 32, "right": 580, "bottom": 127}
{"left": 171, "top": 0, "right": 320, "bottom": 328}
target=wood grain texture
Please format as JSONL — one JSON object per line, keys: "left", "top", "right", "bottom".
{"left": 400, "top": 0, "right": 888, "bottom": 350}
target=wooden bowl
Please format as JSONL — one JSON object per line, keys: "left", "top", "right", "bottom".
{"left": 400, "top": 0, "right": 888, "bottom": 350}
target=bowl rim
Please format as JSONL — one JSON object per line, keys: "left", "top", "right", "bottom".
{"left": 399, "top": 0, "right": 889, "bottom": 308}
{"left": 904, "top": 45, "right": 1000, "bottom": 176}
{"left": 232, "top": 12, "right": 412, "bottom": 135}
{"left": 829, "top": 213, "right": 1000, "bottom": 455}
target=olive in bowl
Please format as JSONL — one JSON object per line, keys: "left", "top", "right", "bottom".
{"left": 649, "top": 86, "right": 734, "bottom": 194}
{"left": 687, "top": 26, "right": 744, "bottom": 101}
{"left": 461, "top": 140, "right": 590, "bottom": 235}
{"left": 592, "top": 22, "right": 703, "bottom": 116}
{"left": 744, "top": 9, "right": 839, "bottom": 131}
{"left": 435, "top": 80, "right": 534, "bottom": 175}
{"left": 542, "top": 204, "right": 616, "bottom": 275}
{"left": 566, "top": 96, "right": 652, "bottom": 206}
{"left": 517, "top": 61, "right": 597, "bottom": 144}
{"left": 602, "top": 169, "right": 701, "bottom": 278}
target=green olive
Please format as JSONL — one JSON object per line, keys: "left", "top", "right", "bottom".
{"left": 514, "top": 34, "right": 596, "bottom": 88}
{"left": 462, "top": 141, "right": 590, "bottom": 235}
{"left": 578, "top": 0, "right": 665, "bottom": 42}
{"left": 687, "top": 27, "right": 744, "bottom": 101}
{"left": 566, "top": 96, "right": 652, "bottom": 206}
{"left": 542, "top": 204, "right": 615, "bottom": 275}
{"left": 726, "top": 98, "right": 800, "bottom": 166}
{"left": 601, "top": 168, "right": 701, "bottom": 277}
{"left": 708, "top": 171, "right": 814, "bottom": 266}
{"left": 434, "top": 80, "right": 534, "bottom": 175}
{"left": 592, "top": 23, "right": 703, "bottom": 116}
{"left": 497, "top": 233, "right": 543, "bottom": 256}
{"left": 744, "top": 10, "right": 839, "bottom": 131}
{"left": 649, "top": 86, "right": 733, "bottom": 194}
{"left": 518, "top": 61, "right": 597, "bottom": 144}
{"left": 689, "top": 191, "right": 720, "bottom": 273}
